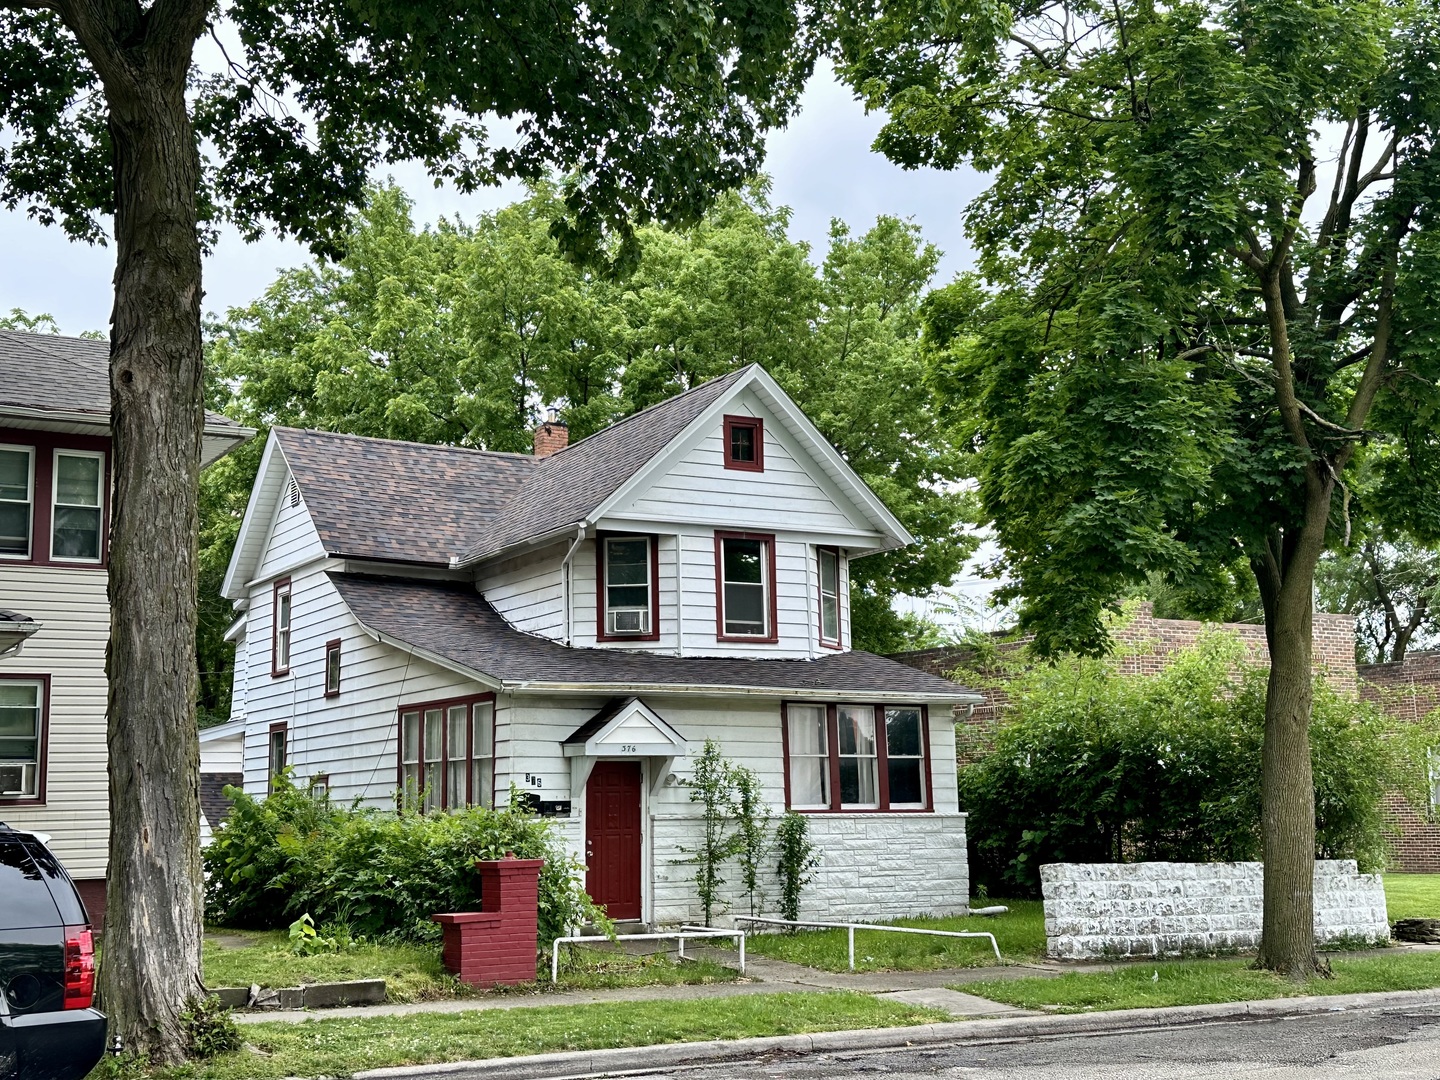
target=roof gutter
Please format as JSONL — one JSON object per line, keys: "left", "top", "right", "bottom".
{"left": 449, "top": 522, "right": 583, "bottom": 571}
{"left": 499, "top": 680, "right": 983, "bottom": 704}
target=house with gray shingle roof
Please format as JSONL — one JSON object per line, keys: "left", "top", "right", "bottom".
{"left": 221, "top": 365, "right": 979, "bottom": 924}
{"left": 0, "top": 329, "right": 252, "bottom": 923}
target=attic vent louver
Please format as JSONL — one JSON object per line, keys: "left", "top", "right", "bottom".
{"left": 287, "top": 480, "right": 300, "bottom": 508}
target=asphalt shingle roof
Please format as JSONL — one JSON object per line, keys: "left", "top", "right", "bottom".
{"left": 273, "top": 428, "right": 538, "bottom": 565}
{"left": 276, "top": 366, "right": 753, "bottom": 567}
{"left": 331, "top": 573, "right": 979, "bottom": 700}
{"left": 0, "top": 329, "right": 249, "bottom": 436}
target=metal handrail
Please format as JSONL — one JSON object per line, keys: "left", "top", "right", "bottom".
{"left": 733, "top": 914, "right": 1001, "bottom": 970}
{"left": 550, "top": 928, "right": 746, "bottom": 982}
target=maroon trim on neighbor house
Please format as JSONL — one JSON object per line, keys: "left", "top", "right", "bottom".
{"left": 324, "top": 638, "right": 342, "bottom": 697}
{"left": 722, "top": 415, "right": 764, "bottom": 472}
{"left": 594, "top": 532, "right": 661, "bottom": 643}
{"left": 395, "top": 692, "right": 496, "bottom": 810}
{"left": 271, "top": 577, "right": 291, "bottom": 677}
{"left": 267, "top": 721, "right": 288, "bottom": 783}
{"left": 817, "top": 546, "right": 842, "bottom": 650}
{"left": 0, "top": 428, "right": 111, "bottom": 569}
{"left": 714, "top": 531, "right": 779, "bottom": 644}
{"left": 0, "top": 672, "right": 49, "bottom": 807}
{"left": 781, "top": 700, "right": 933, "bottom": 814}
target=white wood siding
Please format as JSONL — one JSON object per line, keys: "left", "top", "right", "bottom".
{"left": 611, "top": 390, "right": 871, "bottom": 536}
{"left": 239, "top": 565, "right": 485, "bottom": 804}
{"left": 482, "top": 544, "right": 565, "bottom": 638}
{"left": 254, "top": 475, "right": 325, "bottom": 583}
{"left": 568, "top": 534, "right": 681, "bottom": 651}
{"left": 0, "top": 565, "right": 110, "bottom": 880}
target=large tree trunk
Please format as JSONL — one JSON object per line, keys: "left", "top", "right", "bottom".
{"left": 98, "top": 63, "right": 207, "bottom": 1063}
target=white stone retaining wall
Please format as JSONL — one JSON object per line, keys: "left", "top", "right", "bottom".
{"left": 1041, "top": 860, "right": 1389, "bottom": 959}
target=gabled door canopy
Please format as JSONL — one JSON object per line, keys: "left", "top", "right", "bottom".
{"left": 563, "top": 697, "right": 688, "bottom": 795}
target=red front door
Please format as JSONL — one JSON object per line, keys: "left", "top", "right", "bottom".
{"left": 585, "top": 760, "right": 643, "bottom": 921}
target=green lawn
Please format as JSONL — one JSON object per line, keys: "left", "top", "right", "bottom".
{"left": 1384, "top": 874, "right": 1440, "bottom": 921}
{"left": 959, "top": 952, "right": 1440, "bottom": 1013}
{"left": 203, "top": 931, "right": 738, "bottom": 1002}
{"left": 740, "top": 901, "right": 1045, "bottom": 972}
{"left": 93, "top": 993, "right": 948, "bottom": 1080}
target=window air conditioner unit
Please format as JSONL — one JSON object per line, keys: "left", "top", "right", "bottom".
{"left": 0, "top": 763, "right": 31, "bottom": 796}
{"left": 608, "top": 608, "right": 650, "bottom": 635}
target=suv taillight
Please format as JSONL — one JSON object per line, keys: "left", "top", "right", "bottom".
{"left": 62, "top": 926, "right": 95, "bottom": 1010}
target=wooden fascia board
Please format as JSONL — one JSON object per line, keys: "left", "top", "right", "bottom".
{"left": 221, "top": 431, "right": 287, "bottom": 600}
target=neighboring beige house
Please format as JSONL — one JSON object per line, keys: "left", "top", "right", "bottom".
{"left": 0, "top": 330, "right": 250, "bottom": 921}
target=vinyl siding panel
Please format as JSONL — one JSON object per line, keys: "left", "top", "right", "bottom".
{"left": 240, "top": 564, "right": 488, "bottom": 805}
{"left": 0, "top": 565, "right": 110, "bottom": 879}
{"left": 255, "top": 477, "right": 326, "bottom": 583}
{"left": 483, "top": 545, "right": 565, "bottom": 638}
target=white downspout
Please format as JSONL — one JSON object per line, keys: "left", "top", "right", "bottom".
{"left": 562, "top": 525, "right": 587, "bottom": 646}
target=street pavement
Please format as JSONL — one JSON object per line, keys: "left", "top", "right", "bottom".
{"left": 584, "top": 1005, "right": 1440, "bottom": 1079}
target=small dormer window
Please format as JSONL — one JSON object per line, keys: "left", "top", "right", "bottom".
{"left": 722, "top": 416, "right": 764, "bottom": 472}
{"left": 818, "top": 546, "right": 841, "bottom": 647}
{"left": 716, "top": 531, "right": 777, "bottom": 641}
{"left": 51, "top": 450, "right": 104, "bottom": 561}
{"left": 0, "top": 446, "right": 34, "bottom": 559}
{"left": 598, "top": 535, "right": 658, "bottom": 640}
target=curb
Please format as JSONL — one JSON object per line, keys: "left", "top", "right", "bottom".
{"left": 354, "top": 986, "right": 1440, "bottom": 1079}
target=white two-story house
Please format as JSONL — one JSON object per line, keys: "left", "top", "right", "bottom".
{"left": 0, "top": 329, "right": 251, "bottom": 922}
{"left": 222, "top": 365, "right": 980, "bottom": 924}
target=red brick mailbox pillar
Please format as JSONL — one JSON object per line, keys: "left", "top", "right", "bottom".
{"left": 432, "top": 854, "right": 545, "bottom": 988}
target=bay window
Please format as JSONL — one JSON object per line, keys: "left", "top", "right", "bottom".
{"left": 0, "top": 678, "right": 45, "bottom": 802}
{"left": 597, "top": 534, "right": 658, "bottom": 640}
{"left": 783, "top": 702, "right": 931, "bottom": 812}
{"left": 399, "top": 695, "right": 494, "bottom": 813}
{"left": 0, "top": 446, "right": 33, "bottom": 558}
{"left": 716, "top": 531, "right": 777, "bottom": 641}
{"left": 51, "top": 450, "right": 104, "bottom": 561}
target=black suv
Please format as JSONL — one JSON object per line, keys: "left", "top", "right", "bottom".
{"left": 0, "top": 823, "right": 106, "bottom": 1080}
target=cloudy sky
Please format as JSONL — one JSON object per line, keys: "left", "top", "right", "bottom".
{"left": 0, "top": 61, "right": 1002, "bottom": 625}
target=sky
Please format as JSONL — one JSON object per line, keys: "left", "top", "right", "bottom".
{"left": 0, "top": 60, "right": 1002, "bottom": 626}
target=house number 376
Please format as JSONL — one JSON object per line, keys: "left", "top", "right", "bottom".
{"left": 619, "top": 744, "right": 637, "bottom": 753}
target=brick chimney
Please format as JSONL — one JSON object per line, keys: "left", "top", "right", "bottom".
{"left": 533, "top": 414, "right": 569, "bottom": 457}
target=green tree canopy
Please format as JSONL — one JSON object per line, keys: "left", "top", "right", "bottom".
{"left": 835, "top": 0, "right": 1440, "bottom": 975}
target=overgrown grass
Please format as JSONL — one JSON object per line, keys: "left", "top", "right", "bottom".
{"left": 740, "top": 901, "right": 1045, "bottom": 972}
{"left": 90, "top": 993, "right": 948, "bottom": 1080}
{"left": 203, "top": 930, "right": 740, "bottom": 1001}
{"left": 1384, "top": 873, "right": 1440, "bottom": 922}
{"left": 960, "top": 953, "right": 1440, "bottom": 1013}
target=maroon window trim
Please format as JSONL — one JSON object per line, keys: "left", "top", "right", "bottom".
{"left": 267, "top": 721, "right": 288, "bottom": 784}
{"left": 0, "top": 428, "right": 111, "bottom": 569}
{"left": 817, "top": 546, "right": 842, "bottom": 650}
{"left": 595, "top": 532, "right": 661, "bottom": 642}
{"left": 714, "top": 531, "right": 779, "bottom": 643}
{"left": 781, "top": 700, "right": 933, "bottom": 814}
{"left": 323, "top": 638, "right": 342, "bottom": 697}
{"left": 395, "top": 692, "right": 497, "bottom": 812}
{"left": 270, "top": 578, "right": 292, "bottom": 677}
{"left": 722, "top": 415, "right": 764, "bottom": 472}
{"left": 0, "top": 673, "right": 50, "bottom": 806}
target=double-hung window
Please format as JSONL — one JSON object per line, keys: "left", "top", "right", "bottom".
{"left": 818, "top": 547, "right": 841, "bottom": 647}
{"left": 598, "top": 534, "right": 657, "bottom": 640}
{"left": 399, "top": 696, "right": 494, "bottom": 813}
{"left": 267, "top": 722, "right": 287, "bottom": 785}
{"left": 783, "top": 702, "right": 931, "bottom": 812}
{"left": 0, "top": 447, "right": 33, "bottom": 559}
{"left": 51, "top": 450, "right": 104, "bottom": 561}
{"left": 716, "top": 532, "right": 776, "bottom": 641}
{"left": 324, "top": 639, "right": 342, "bottom": 697}
{"left": 0, "top": 678, "right": 45, "bottom": 801}
{"left": 271, "top": 579, "right": 292, "bottom": 676}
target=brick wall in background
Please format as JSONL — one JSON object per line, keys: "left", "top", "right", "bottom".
{"left": 1361, "top": 651, "right": 1440, "bottom": 873}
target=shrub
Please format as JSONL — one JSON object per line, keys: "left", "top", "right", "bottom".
{"left": 180, "top": 996, "right": 241, "bottom": 1059}
{"left": 959, "top": 631, "right": 1440, "bottom": 896}
{"left": 204, "top": 781, "right": 605, "bottom": 946}
{"left": 775, "top": 811, "right": 819, "bottom": 924}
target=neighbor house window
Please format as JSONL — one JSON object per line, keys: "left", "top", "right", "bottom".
{"left": 722, "top": 415, "right": 764, "bottom": 472}
{"left": 0, "top": 446, "right": 34, "bottom": 559}
{"left": 597, "top": 534, "right": 658, "bottom": 640}
{"left": 271, "top": 578, "right": 291, "bottom": 676}
{"left": 399, "top": 695, "right": 494, "bottom": 813}
{"left": 0, "top": 677, "right": 46, "bottom": 802}
{"left": 324, "top": 639, "right": 342, "bottom": 697}
{"left": 51, "top": 450, "right": 104, "bottom": 561}
{"left": 715, "top": 532, "right": 777, "bottom": 641}
{"left": 267, "top": 722, "right": 287, "bottom": 785}
{"left": 782, "top": 702, "right": 931, "bottom": 812}
{"left": 818, "top": 547, "right": 841, "bottom": 647}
